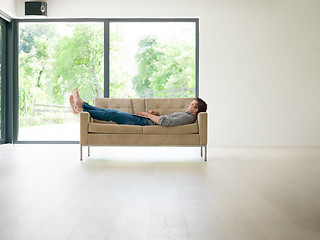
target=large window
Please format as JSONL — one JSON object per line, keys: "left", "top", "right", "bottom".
{"left": 110, "top": 22, "right": 196, "bottom": 98}
{"left": 18, "top": 19, "right": 198, "bottom": 142}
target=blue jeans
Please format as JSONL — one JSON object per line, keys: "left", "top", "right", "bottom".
{"left": 82, "top": 102, "right": 152, "bottom": 126}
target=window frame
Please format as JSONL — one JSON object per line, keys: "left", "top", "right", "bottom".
{"left": 0, "top": 18, "right": 7, "bottom": 144}
{"left": 14, "top": 18, "right": 199, "bottom": 144}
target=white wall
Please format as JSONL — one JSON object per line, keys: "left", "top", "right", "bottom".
{"left": 0, "top": 0, "right": 15, "bottom": 18}
{"left": 14, "top": 0, "right": 320, "bottom": 146}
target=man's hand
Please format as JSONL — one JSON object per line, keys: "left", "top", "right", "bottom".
{"left": 137, "top": 111, "right": 160, "bottom": 125}
{"left": 148, "top": 110, "right": 160, "bottom": 116}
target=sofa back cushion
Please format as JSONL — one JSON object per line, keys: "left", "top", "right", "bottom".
{"left": 94, "top": 97, "right": 195, "bottom": 119}
{"left": 95, "top": 98, "right": 131, "bottom": 113}
{"left": 145, "top": 98, "right": 195, "bottom": 115}
{"left": 131, "top": 98, "right": 145, "bottom": 114}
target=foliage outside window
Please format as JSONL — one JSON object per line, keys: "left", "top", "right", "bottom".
{"left": 110, "top": 22, "right": 196, "bottom": 98}
{"left": 19, "top": 23, "right": 104, "bottom": 140}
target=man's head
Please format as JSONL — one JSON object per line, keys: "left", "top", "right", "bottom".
{"left": 186, "top": 97, "right": 207, "bottom": 116}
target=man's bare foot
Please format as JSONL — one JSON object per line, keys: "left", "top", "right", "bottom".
{"left": 70, "top": 95, "right": 77, "bottom": 114}
{"left": 70, "top": 95, "right": 82, "bottom": 114}
{"left": 73, "top": 87, "right": 83, "bottom": 108}
{"left": 77, "top": 107, "right": 83, "bottom": 113}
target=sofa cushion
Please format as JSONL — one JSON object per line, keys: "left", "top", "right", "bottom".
{"left": 94, "top": 98, "right": 132, "bottom": 113}
{"left": 145, "top": 98, "right": 195, "bottom": 115}
{"left": 131, "top": 98, "right": 146, "bottom": 114}
{"left": 89, "top": 123, "right": 143, "bottom": 134}
{"left": 92, "top": 119, "right": 115, "bottom": 124}
{"left": 143, "top": 122, "right": 198, "bottom": 134}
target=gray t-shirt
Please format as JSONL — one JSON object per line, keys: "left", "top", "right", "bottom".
{"left": 158, "top": 112, "right": 196, "bottom": 127}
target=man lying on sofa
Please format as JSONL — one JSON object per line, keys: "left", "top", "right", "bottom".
{"left": 70, "top": 88, "right": 207, "bottom": 127}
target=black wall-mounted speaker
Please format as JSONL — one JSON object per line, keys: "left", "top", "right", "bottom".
{"left": 25, "top": 2, "right": 47, "bottom": 16}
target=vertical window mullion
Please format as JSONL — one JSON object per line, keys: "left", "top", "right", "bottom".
{"left": 196, "top": 19, "right": 199, "bottom": 98}
{"left": 104, "top": 20, "right": 110, "bottom": 98}
{"left": 5, "top": 19, "right": 18, "bottom": 143}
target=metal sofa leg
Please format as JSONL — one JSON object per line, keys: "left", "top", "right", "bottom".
{"left": 204, "top": 145, "right": 207, "bottom": 161}
{"left": 88, "top": 146, "right": 90, "bottom": 156}
{"left": 201, "top": 146, "right": 203, "bottom": 157}
{"left": 80, "top": 145, "right": 83, "bottom": 161}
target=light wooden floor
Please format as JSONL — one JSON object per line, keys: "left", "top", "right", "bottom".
{"left": 0, "top": 145, "right": 319, "bottom": 240}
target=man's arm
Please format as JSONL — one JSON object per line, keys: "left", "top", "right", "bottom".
{"left": 137, "top": 112, "right": 160, "bottom": 124}
{"left": 147, "top": 114, "right": 160, "bottom": 125}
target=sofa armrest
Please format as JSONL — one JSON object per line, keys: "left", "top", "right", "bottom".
{"left": 198, "top": 112, "right": 207, "bottom": 145}
{"left": 80, "top": 112, "right": 91, "bottom": 145}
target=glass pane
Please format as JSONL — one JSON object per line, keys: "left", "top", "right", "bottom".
{"left": 110, "top": 22, "right": 196, "bottom": 98}
{"left": 18, "top": 22, "right": 104, "bottom": 141}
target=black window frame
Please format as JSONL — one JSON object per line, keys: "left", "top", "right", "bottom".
{"left": 0, "top": 17, "right": 7, "bottom": 144}
{"left": 13, "top": 18, "right": 199, "bottom": 144}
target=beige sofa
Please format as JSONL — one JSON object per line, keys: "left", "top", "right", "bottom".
{"left": 80, "top": 97, "right": 208, "bottom": 161}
